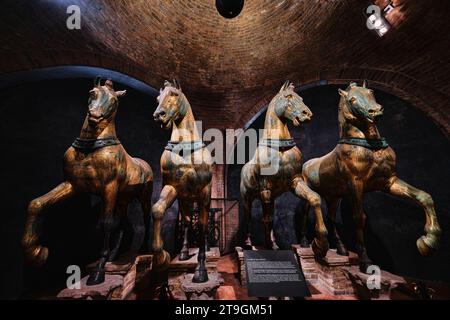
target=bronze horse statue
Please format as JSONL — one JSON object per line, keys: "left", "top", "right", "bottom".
{"left": 152, "top": 80, "right": 213, "bottom": 283}
{"left": 22, "top": 78, "right": 153, "bottom": 285}
{"left": 240, "top": 81, "right": 329, "bottom": 257}
{"left": 301, "top": 82, "right": 441, "bottom": 272}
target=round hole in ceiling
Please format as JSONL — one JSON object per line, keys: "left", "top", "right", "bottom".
{"left": 216, "top": 0, "right": 245, "bottom": 19}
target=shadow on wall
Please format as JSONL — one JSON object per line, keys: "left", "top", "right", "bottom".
{"left": 228, "top": 85, "right": 450, "bottom": 283}
{"left": 0, "top": 77, "right": 180, "bottom": 299}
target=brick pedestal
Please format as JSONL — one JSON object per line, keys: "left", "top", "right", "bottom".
{"left": 292, "top": 244, "right": 318, "bottom": 285}
{"left": 235, "top": 246, "right": 246, "bottom": 286}
{"left": 316, "top": 250, "right": 356, "bottom": 296}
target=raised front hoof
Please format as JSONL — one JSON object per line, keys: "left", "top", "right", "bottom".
{"left": 300, "top": 237, "right": 310, "bottom": 248}
{"left": 192, "top": 269, "right": 209, "bottom": 283}
{"left": 417, "top": 236, "right": 438, "bottom": 256}
{"left": 266, "top": 242, "right": 279, "bottom": 250}
{"left": 179, "top": 250, "right": 190, "bottom": 261}
{"left": 24, "top": 245, "right": 49, "bottom": 267}
{"left": 86, "top": 270, "right": 105, "bottom": 286}
{"left": 312, "top": 238, "right": 329, "bottom": 258}
{"left": 153, "top": 250, "right": 171, "bottom": 270}
{"left": 336, "top": 241, "right": 349, "bottom": 256}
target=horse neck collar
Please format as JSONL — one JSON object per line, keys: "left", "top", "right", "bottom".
{"left": 259, "top": 138, "right": 296, "bottom": 150}
{"left": 165, "top": 140, "right": 205, "bottom": 152}
{"left": 72, "top": 136, "right": 121, "bottom": 152}
{"left": 338, "top": 137, "right": 389, "bottom": 150}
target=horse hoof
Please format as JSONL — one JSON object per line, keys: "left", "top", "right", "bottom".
{"left": 336, "top": 242, "right": 349, "bottom": 256}
{"left": 192, "top": 269, "right": 208, "bottom": 283}
{"left": 359, "top": 260, "right": 373, "bottom": 274}
{"left": 154, "top": 250, "right": 171, "bottom": 270}
{"left": 86, "top": 270, "right": 105, "bottom": 286}
{"left": 24, "top": 245, "right": 49, "bottom": 267}
{"left": 312, "top": 238, "right": 329, "bottom": 258}
{"left": 300, "top": 237, "right": 310, "bottom": 248}
{"left": 179, "top": 250, "right": 190, "bottom": 261}
{"left": 271, "top": 242, "right": 280, "bottom": 250}
{"left": 417, "top": 236, "right": 437, "bottom": 256}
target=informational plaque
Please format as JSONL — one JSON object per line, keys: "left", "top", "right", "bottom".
{"left": 244, "top": 250, "right": 310, "bottom": 297}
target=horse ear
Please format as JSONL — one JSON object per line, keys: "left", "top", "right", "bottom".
{"left": 280, "top": 80, "right": 289, "bottom": 92}
{"left": 115, "top": 90, "right": 126, "bottom": 97}
{"left": 94, "top": 76, "right": 102, "bottom": 87}
{"left": 338, "top": 88, "right": 348, "bottom": 97}
{"left": 173, "top": 79, "right": 181, "bottom": 91}
{"left": 105, "top": 79, "right": 114, "bottom": 90}
{"left": 363, "top": 80, "right": 368, "bottom": 88}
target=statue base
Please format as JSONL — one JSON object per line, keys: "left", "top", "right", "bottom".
{"left": 180, "top": 272, "right": 224, "bottom": 300}
{"left": 235, "top": 246, "right": 247, "bottom": 286}
{"left": 167, "top": 247, "right": 220, "bottom": 299}
{"left": 57, "top": 254, "right": 152, "bottom": 300}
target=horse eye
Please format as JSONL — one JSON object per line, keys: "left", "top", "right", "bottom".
{"left": 286, "top": 94, "right": 293, "bottom": 99}
{"left": 350, "top": 97, "right": 357, "bottom": 104}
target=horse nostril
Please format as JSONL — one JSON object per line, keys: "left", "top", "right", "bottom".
{"left": 302, "top": 110, "right": 308, "bottom": 115}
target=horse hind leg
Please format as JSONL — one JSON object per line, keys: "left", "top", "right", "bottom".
{"left": 386, "top": 177, "right": 441, "bottom": 255}
{"left": 326, "top": 198, "right": 348, "bottom": 256}
{"left": 22, "top": 181, "right": 75, "bottom": 266}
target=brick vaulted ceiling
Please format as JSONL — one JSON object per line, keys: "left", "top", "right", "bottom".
{"left": 1, "top": 0, "right": 449, "bottom": 134}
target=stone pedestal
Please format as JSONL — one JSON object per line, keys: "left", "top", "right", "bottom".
{"left": 168, "top": 247, "right": 220, "bottom": 299}
{"left": 342, "top": 265, "right": 407, "bottom": 300}
{"left": 235, "top": 246, "right": 246, "bottom": 286}
{"left": 57, "top": 254, "right": 152, "bottom": 300}
{"left": 180, "top": 272, "right": 224, "bottom": 300}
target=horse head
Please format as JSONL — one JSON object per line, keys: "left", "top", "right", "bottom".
{"left": 87, "top": 77, "right": 126, "bottom": 127}
{"left": 338, "top": 81, "right": 384, "bottom": 124}
{"left": 153, "top": 79, "right": 188, "bottom": 129}
{"left": 271, "top": 80, "right": 313, "bottom": 126}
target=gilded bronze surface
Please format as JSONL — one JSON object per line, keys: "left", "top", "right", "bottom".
{"left": 153, "top": 80, "right": 213, "bottom": 283}
{"left": 22, "top": 78, "right": 153, "bottom": 285}
{"left": 301, "top": 82, "right": 441, "bottom": 272}
{"left": 240, "top": 81, "right": 329, "bottom": 257}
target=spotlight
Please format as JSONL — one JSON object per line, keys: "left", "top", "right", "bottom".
{"left": 216, "top": 0, "right": 244, "bottom": 19}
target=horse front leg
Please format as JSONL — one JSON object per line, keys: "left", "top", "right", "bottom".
{"left": 138, "top": 180, "right": 153, "bottom": 253}
{"left": 385, "top": 177, "right": 441, "bottom": 255}
{"left": 326, "top": 197, "right": 348, "bottom": 256}
{"left": 193, "top": 186, "right": 211, "bottom": 283}
{"left": 86, "top": 182, "right": 119, "bottom": 286}
{"left": 152, "top": 185, "right": 177, "bottom": 268}
{"left": 261, "top": 190, "right": 278, "bottom": 250}
{"left": 178, "top": 201, "right": 191, "bottom": 261}
{"left": 22, "top": 181, "right": 75, "bottom": 266}
{"left": 241, "top": 189, "right": 254, "bottom": 249}
{"left": 348, "top": 180, "right": 372, "bottom": 273}
{"left": 87, "top": 182, "right": 119, "bottom": 286}
{"left": 292, "top": 177, "right": 329, "bottom": 258}
{"left": 299, "top": 200, "right": 310, "bottom": 248}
